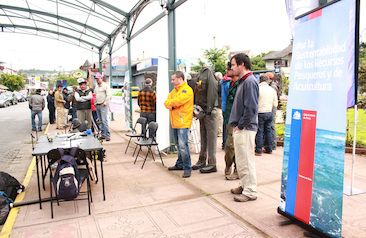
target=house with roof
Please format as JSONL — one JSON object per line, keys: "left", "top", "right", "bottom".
{"left": 262, "top": 44, "right": 293, "bottom": 78}
{"left": 229, "top": 50, "right": 254, "bottom": 59}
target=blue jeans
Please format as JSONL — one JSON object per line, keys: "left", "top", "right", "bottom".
{"left": 255, "top": 112, "right": 273, "bottom": 154}
{"left": 31, "top": 110, "right": 43, "bottom": 130}
{"left": 72, "top": 107, "right": 77, "bottom": 119}
{"left": 173, "top": 128, "right": 191, "bottom": 171}
{"left": 96, "top": 105, "right": 110, "bottom": 138}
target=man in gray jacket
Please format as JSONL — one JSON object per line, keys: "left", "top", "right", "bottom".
{"left": 192, "top": 65, "right": 219, "bottom": 173}
{"left": 228, "top": 53, "right": 259, "bottom": 202}
{"left": 29, "top": 88, "right": 45, "bottom": 131}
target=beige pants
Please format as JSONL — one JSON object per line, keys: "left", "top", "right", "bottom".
{"left": 216, "top": 108, "right": 223, "bottom": 135}
{"left": 56, "top": 107, "right": 64, "bottom": 129}
{"left": 233, "top": 128, "right": 258, "bottom": 198}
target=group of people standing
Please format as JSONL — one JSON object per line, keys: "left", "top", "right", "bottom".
{"left": 30, "top": 73, "right": 111, "bottom": 141}
{"left": 164, "top": 53, "right": 281, "bottom": 203}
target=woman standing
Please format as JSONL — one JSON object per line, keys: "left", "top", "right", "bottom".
{"left": 47, "top": 89, "right": 55, "bottom": 124}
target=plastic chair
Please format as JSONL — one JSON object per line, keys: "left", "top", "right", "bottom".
{"left": 47, "top": 147, "right": 92, "bottom": 218}
{"left": 134, "top": 122, "right": 164, "bottom": 169}
{"left": 125, "top": 117, "right": 147, "bottom": 156}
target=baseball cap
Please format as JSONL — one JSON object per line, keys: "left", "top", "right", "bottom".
{"left": 266, "top": 72, "right": 274, "bottom": 79}
{"left": 95, "top": 73, "right": 103, "bottom": 79}
{"left": 145, "top": 78, "right": 152, "bottom": 86}
{"left": 77, "top": 78, "right": 86, "bottom": 84}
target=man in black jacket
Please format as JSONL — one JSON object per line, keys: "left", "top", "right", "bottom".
{"left": 29, "top": 89, "right": 45, "bottom": 131}
{"left": 192, "top": 66, "right": 219, "bottom": 173}
{"left": 75, "top": 78, "right": 92, "bottom": 129}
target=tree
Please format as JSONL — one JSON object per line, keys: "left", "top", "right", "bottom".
{"left": 0, "top": 73, "right": 25, "bottom": 91}
{"left": 191, "top": 42, "right": 230, "bottom": 75}
{"left": 251, "top": 53, "right": 268, "bottom": 71}
{"left": 357, "top": 42, "right": 366, "bottom": 93}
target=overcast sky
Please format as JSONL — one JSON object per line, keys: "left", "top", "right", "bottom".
{"left": 0, "top": 0, "right": 365, "bottom": 71}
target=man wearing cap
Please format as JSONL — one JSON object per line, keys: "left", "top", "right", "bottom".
{"left": 266, "top": 72, "right": 282, "bottom": 150}
{"left": 94, "top": 73, "right": 111, "bottom": 141}
{"left": 138, "top": 78, "right": 156, "bottom": 130}
{"left": 29, "top": 88, "right": 45, "bottom": 131}
{"left": 223, "top": 62, "right": 240, "bottom": 180}
{"left": 75, "top": 78, "right": 92, "bottom": 129}
{"left": 54, "top": 84, "right": 66, "bottom": 130}
{"left": 165, "top": 71, "right": 194, "bottom": 178}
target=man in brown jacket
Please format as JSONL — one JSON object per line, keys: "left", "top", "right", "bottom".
{"left": 54, "top": 84, "right": 66, "bottom": 129}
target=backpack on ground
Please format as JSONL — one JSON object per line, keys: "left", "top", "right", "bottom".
{"left": 0, "top": 171, "right": 24, "bottom": 224}
{"left": 52, "top": 147, "right": 81, "bottom": 201}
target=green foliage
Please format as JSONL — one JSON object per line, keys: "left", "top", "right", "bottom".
{"left": 0, "top": 73, "right": 26, "bottom": 91}
{"left": 191, "top": 41, "right": 229, "bottom": 75}
{"left": 57, "top": 74, "right": 78, "bottom": 86}
{"left": 275, "top": 124, "right": 285, "bottom": 137}
{"left": 346, "top": 108, "right": 366, "bottom": 147}
{"left": 250, "top": 55, "right": 266, "bottom": 71}
{"left": 191, "top": 59, "right": 206, "bottom": 73}
{"left": 202, "top": 46, "right": 229, "bottom": 75}
{"left": 282, "top": 73, "right": 289, "bottom": 95}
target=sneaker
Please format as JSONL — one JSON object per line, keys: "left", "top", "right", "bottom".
{"left": 182, "top": 170, "right": 191, "bottom": 178}
{"left": 168, "top": 165, "right": 183, "bottom": 171}
{"left": 231, "top": 186, "right": 243, "bottom": 194}
{"left": 234, "top": 194, "right": 257, "bottom": 202}
{"left": 200, "top": 165, "right": 217, "bottom": 173}
{"left": 39, "top": 129, "right": 42, "bottom": 131}
{"left": 32, "top": 128, "right": 36, "bottom": 131}
{"left": 225, "top": 173, "right": 239, "bottom": 180}
{"left": 106, "top": 137, "right": 110, "bottom": 141}
{"left": 192, "top": 161, "right": 206, "bottom": 170}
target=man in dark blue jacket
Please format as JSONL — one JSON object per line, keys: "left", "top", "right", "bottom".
{"left": 228, "top": 53, "right": 259, "bottom": 202}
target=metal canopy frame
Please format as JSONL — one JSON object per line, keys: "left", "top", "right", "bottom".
{"left": 0, "top": 0, "right": 186, "bottom": 58}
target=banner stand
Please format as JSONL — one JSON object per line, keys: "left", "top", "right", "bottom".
{"left": 344, "top": 104, "right": 366, "bottom": 196}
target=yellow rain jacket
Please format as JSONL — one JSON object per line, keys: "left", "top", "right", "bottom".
{"left": 164, "top": 82, "right": 194, "bottom": 129}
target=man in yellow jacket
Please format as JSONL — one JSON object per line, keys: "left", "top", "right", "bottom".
{"left": 164, "top": 71, "right": 194, "bottom": 178}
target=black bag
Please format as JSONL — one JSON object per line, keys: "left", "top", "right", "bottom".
{"left": 0, "top": 171, "right": 24, "bottom": 224}
{"left": 53, "top": 148, "right": 81, "bottom": 200}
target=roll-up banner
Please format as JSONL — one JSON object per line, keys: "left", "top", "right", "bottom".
{"left": 279, "top": 0, "right": 356, "bottom": 237}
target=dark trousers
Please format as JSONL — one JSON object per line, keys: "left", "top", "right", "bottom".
{"left": 198, "top": 109, "right": 218, "bottom": 166}
{"left": 255, "top": 112, "right": 273, "bottom": 154}
{"left": 48, "top": 107, "right": 55, "bottom": 124}
{"left": 141, "top": 112, "right": 156, "bottom": 138}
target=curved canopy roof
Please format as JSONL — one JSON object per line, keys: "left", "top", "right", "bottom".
{"left": 0, "top": 0, "right": 184, "bottom": 54}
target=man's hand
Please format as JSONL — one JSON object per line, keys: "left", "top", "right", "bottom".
{"left": 233, "top": 126, "right": 242, "bottom": 132}
{"left": 101, "top": 103, "right": 106, "bottom": 107}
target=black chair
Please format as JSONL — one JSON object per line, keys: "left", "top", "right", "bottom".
{"left": 47, "top": 147, "right": 92, "bottom": 218}
{"left": 125, "top": 117, "right": 148, "bottom": 156}
{"left": 134, "top": 122, "right": 164, "bottom": 169}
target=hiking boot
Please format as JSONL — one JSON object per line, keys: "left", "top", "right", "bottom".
{"left": 234, "top": 194, "right": 257, "bottom": 202}
{"left": 231, "top": 186, "right": 243, "bottom": 194}
{"left": 182, "top": 170, "right": 191, "bottom": 178}
{"left": 255, "top": 152, "right": 262, "bottom": 156}
{"left": 200, "top": 165, "right": 217, "bottom": 173}
{"left": 192, "top": 161, "right": 206, "bottom": 170}
{"left": 225, "top": 173, "right": 239, "bottom": 180}
{"left": 168, "top": 165, "right": 183, "bottom": 171}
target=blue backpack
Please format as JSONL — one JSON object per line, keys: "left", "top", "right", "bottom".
{"left": 53, "top": 147, "right": 81, "bottom": 201}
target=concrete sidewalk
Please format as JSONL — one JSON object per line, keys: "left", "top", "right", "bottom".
{"left": 2, "top": 113, "right": 366, "bottom": 238}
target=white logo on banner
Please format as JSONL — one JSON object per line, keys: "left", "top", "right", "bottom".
{"left": 293, "top": 111, "right": 301, "bottom": 120}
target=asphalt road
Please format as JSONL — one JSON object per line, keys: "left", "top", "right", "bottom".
{"left": 0, "top": 99, "right": 48, "bottom": 183}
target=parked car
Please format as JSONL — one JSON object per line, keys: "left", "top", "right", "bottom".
{"left": 0, "top": 94, "right": 12, "bottom": 107}
{"left": 131, "top": 86, "right": 140, "bottom": 98}
{"left": 13, "top": 92, "right": 26, "bottom": 102}
{"left": 2, "top": 92, "right": 18, "bottom": 105}
{"left": 19, "top": 90, "right": 29, "bottom": 101}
